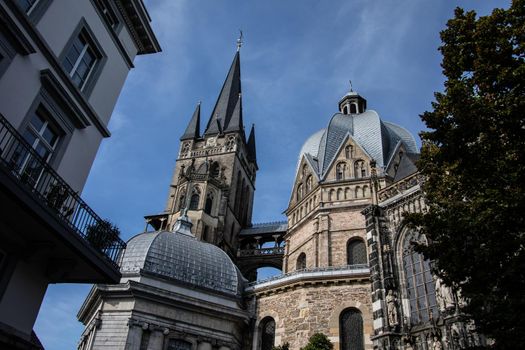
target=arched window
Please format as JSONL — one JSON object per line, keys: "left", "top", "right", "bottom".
{"left": 355, "top": 186, "right": 361, "bottom": 198}
{"left": 343, "top": 105, "right": 348, "bottom": 114}
{"left": 347, "top": 239, "right": 367, "bottom": 265}
{"left": 178, "top": 194, "right": 185, "bottom": 212}
{"left": 189, "top": 187, "right": 200, "bottom": 210}
{"left": 297, "top": 183, "right": 304, "bottom": 201}
{"left": 336, "top": 162, "right": 345, "bottom": 180}
{"left": 167, "top": 339, "right": 192, "bottom": 350}
{"left": 204, "top": 192, "right": 214, "bottom": 214}
{"left": 402, "top": 231, "right": 438, "bottom": 325}
{"left": 296, "top": 252, "right": 306, "bottom": 270}
{"left": 302, "top": 164, "right": 308, "bottom": 178}
{"left": 354, "top": 160, "right": 366, "bottom": 178}
{"left": 306, "top": 175, "right": 313, "bottom": 191}
{"left": 350, "top": 104, "right": 357, "bottom": 114}
{"left": 210, "top": 162, "right": 220, "bottom": 178}
{"left": 337, "top": 188, "right": 343, "bottom": 200}
{"left": 345, "top": 187, "right": 351, "bottom": 199}
{"left": 260, "top": 317, "right": 275, "bottom": 350}
{"left": 345, "top": 145, "right": 353, "bottom": 159}
{"left": 362, "top": 186, "right": 369, "bottom": 197}
{"left": 340, "top": 308, "right": 364, "bottom": 350}
{"left": 329, "top": 189, "right": 335, "bottom": 201}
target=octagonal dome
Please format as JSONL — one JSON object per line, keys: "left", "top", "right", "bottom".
{"left": 120, "top": 230, "right": 243, "bottom": 297}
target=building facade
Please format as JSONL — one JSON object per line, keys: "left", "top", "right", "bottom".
{"left": 0, "top": 0, "right": 160, "bottom": 348}
{"left": 78, "top": 46, "right": 481, "bottom": 350}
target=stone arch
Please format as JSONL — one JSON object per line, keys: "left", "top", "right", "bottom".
{"left": 329, "top": 189, "right": 335, "bottom": 201}
{"left": 344, "top": 187, "right": 351, "bottom": 199}
{"left": 337, "top": 188, "right": 343, "bottom": 200}
{"left": 259, "top": 316, "right": 276, "bottom": 350}
{"left": 355, "top": 186, "right": 361, "bottom": 198}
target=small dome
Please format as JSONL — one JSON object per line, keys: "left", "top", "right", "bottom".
{"left": 120, "top": 230, "right": 243, "bottom": 296}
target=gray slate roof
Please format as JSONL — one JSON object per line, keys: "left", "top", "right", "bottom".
{"left": 120, "top": 231, "right": 243, "bottom": 296}
{"left": 297, "top": 110, "right": 418, "bottom": 180}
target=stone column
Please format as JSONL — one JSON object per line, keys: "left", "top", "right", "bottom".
{"left": 197, "top": 341, "right": 212, "bottom": 350}
{"left": 147, "top": 329, "right": 164, "bottom": 350}
{"left": 125, "top": 324, "right": 143, "bottom": 350}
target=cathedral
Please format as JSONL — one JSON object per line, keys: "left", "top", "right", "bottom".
{"left": 77, "top": 46, "right": 482, "bottom": 350}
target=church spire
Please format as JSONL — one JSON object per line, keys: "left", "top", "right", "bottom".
{"left": 247, "top": 123, "right": 257, "bottom": 166}
{"left": 180, "top": 102, "right": 201, "bottom": 140}
{"left": 223, "top": 93, "right": 243, "bottom": 134}
{"left": 204, "top": 49, "right": 242, "bottom": 136}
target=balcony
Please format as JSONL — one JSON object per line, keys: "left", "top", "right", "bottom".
{"left": 0, "top": 113, "right": 125, "bottom": 282}
{"left": 245, "top": 264, "right": 370, "bottom": 291}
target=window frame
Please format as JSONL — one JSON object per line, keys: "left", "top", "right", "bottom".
{"left": 0, "top": 32, "right": 16, "bottom": 78}
{"left": 91, "top": 0, "right": 122, "bottom": 33}
{"left": 16, "top": 0, "right": 53, "bottom": 23}
{"left": 59, "top": 18, "right": 107, "bottom": 98}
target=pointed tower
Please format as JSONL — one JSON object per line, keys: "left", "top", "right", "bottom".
{"left": 161, "top": 45, "right": 257, "bottom": 259}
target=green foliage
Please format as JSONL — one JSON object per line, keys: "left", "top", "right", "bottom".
{"left": 272, "top": 343, "right": 289, "bottom": 350}
{"left": 301, "top": 333, "right": 333, "bottom": 350}
{"left": 86, "top": 219, "right": 121, "bottom": 251}
{"left": 406, "top": 1, "right": 525, "bottom": 348}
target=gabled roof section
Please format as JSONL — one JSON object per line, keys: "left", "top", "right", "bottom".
{"left": 204, "top": 51, "right": 242, "bottom": 136}
{"left": 247, "top": 124, "right": 257, "bottom": 165}
{"left": 180, "top": 103, "right": 201, "bottom": 140}
{"left": 393, "top": 152, "right": 419, "bottom": 181}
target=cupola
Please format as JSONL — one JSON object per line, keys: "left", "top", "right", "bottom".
{"left": 338, "top": 83, "right": 367, "bottom": 115}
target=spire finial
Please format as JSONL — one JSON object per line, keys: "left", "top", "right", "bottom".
{"left": 349, "top": 80, "right": 353, "bottom": 92}
{"left": 236, "top": 30, "right": 243, "bottom": 52}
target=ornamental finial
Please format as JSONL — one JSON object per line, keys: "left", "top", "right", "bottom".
{"left": 236, "top": 30, "right": 243, "bottom": 51}
{"left": 349, "top": 80, "right": 353, "bottom": 92}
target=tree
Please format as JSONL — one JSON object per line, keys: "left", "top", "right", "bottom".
{"left": 406, "top": 1, "right": 525, "bottom": 348}
{"left": 86, "top": 219, "right": 121, "bottom": 251}
{"left": 301, "top": 333, "right": 333, "bottom": 350}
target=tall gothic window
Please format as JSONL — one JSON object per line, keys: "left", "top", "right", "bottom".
{"left": 402, "top": 231, "right": 438, "bottom": 325}
{"left": 204, "top": 192, "right": 214, "bottom": 214}
{"left": 189, "top": 187, "right": 200, "bottom": 210}
{"left": 296, "top": 252, "right": 306, "bottom": 270}
{"left": 340, "top": 308, "right": 364, "bottom": 350}
{"left": 210, "top": 162, "right": 220, "bottom": 178}
{"left": 347, "top": 239, "right": 367, "bottom": 265}
{"left": 260, "top": 317, "right": 275, "bottom": 350}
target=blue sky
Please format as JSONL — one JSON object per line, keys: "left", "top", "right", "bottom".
{"left": 34, "top": 1, "right": 508, "bottom": 348}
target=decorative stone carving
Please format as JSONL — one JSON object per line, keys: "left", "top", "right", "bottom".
{"left": 435, "top": 278, "right": 456, "bottom": 312}
{"left": 386, "top": 289, "right": 399, "bottom": 327}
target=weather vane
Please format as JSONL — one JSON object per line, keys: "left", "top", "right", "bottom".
{"left": 349, "top": 80, "right": 353, "bottom": 92}
{"left": 237, "top": 30, "right": 243, "bottom": 51}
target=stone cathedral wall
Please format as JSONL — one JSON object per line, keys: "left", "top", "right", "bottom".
{"left": 250, "top": 282, "right": 373, "bottom": 350}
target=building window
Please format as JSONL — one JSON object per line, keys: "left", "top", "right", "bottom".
{"left": 204, "top": 192, "right": 214, "bottom": 214}
{"left": 16, "top": 0, "right": 52, "bottom": 22}
{"left": 345, "top": 145, "right": 353, "bottom": 159}
{"left": 340, "top": 308, "right": 364, "bottom": 350}
{"left": 93, "top": 0, "right": 120, "bottom": 30}
{"left": 167, "top": 339, "right": 191, "bottom": 350}
{"left": 306, "top": 175, "right": 313, "bottom": 191}
{"left": 297, "top": 183, "right": 303, "bottom": 201}
{"left": 354, "top": 160, "right": 367, "bottom": 178}
{"left": 336, "top": 162, "right": 345, "bottom": 180}
{"left": 16, "top": 0, "right": 39, "bottom": 13}
{"left": 189, "top": 187, "right": 200, "bottom": 210}
{"left": 350, "top": 104, "right": 357, "bottom": 114}
{"left": 347, "top": 239, "right": 367, "bottom": 265}
{"left": 296, "top": 252, "right": 306, "bottom": 270}
{"left": 402, "top": 232, "right": 438, "bottom": 325}
{"left": 260, "top": 317, "right": 275, "bottom": 350}
{"left": 60, "top": 21, "right": 106, "bottom": 96}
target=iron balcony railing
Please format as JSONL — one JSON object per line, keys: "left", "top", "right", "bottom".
{"left": 0, "top": 113, "right": 125, "bottom": 268}
{"left": 246, "top": 264, "right": 370, "bottom": 288}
